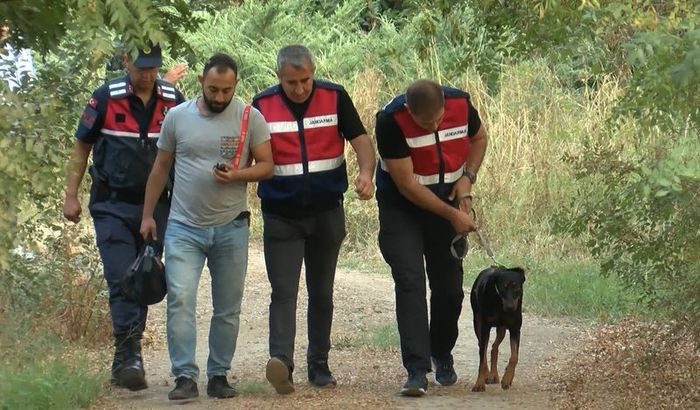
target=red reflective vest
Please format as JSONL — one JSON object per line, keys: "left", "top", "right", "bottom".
{"left": 91, "top": 77, "right": 179, "bottom": 192}
{"left": 256, "top": 86, "right": 344, "bottom": 176}
{"left": 254, "top": 82, "right": 348, "bottom": 203}
{"left": 391, "top": 96, "right": 470, "bottom": 186}
{"left": 375, "top": 87, "right": 472, "bottom": 202}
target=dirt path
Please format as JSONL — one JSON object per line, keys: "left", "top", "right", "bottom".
{"left": 94, "top": 244, "right": 582, "bottom": 409}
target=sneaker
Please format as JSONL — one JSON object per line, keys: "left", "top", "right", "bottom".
{"left": 432, "top": 357, "right": 458, "bottom": 386}
{"left": 207, "top": 375, "right": 238, "bottom": 398}
{"left": 401, "top": 371, "right": 428, "bottom": 397}
{"left": 168, "top": 376, "right": 199, "bottom": 401}
{"left": 266, "top": 357, "right": 294, "bottom": 395}
{"left": 308, "top": 361, "right": 337, "bottom": 388}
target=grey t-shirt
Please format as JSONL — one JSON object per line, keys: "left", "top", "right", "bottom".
{"left": 158, "top": 98, "right": 270, "bottom": 227}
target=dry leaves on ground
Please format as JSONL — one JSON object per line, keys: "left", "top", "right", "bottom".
{"left": 556, "top": 318, "right": 700, "bottom": 409}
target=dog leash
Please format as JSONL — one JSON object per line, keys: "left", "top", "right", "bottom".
{"left": 471, "top": 208, "right": 505, "bottom": 268}
{"left": 450, "top": 206, "right": 505, "bottom": 267}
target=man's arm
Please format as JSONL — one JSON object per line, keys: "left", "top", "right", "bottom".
{"left": 336, "top": 88, "right": 376, "bottom": 200}
{"left": 62, "top": 140, "right": 92, "bottom": 223}
{"left": 348, "top": 134, "right": 376, "bottom": 200}
{"left": 162, "top": 63, "right": 188, "bottom": 84}
{"left": 384, "top": 157, "right": 475, "bottom": 235}
{"left": 214, "top": 109, "right": 273, "bottom": 183}
{"left": 140, "top": 149, "right": 174, "bottom": 240}
{"left": 213, "top": 140, "right": 274, "bottom": 183}
{"left": 465, "top": 125, "right": 487, "bottom": 180}
{"left": 448, "top": 124, "right": 488, "bottom": 212}
{"left": 62, "top": 89, "right": 105, "bottom": 223}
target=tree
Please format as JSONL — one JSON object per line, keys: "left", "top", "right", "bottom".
{"left": 0, "top": 0, "right": 230, "bottom": 295}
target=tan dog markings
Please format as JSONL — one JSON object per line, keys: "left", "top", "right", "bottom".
{"left": 500, "top": 337, "right": 519, "bottom": 389}
{"left": 486, "top": 326, "right": 506, "bottom": 384}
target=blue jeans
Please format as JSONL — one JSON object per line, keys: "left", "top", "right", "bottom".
{"left": 164, "top": 217, "right": 249, "bottom": 380}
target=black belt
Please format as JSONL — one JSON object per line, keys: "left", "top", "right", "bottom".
{"left": 234, "top": 211, "right": 251, "bottom": 221}
{"left": 105, "top": 189, "right": 169, "bottom": 205}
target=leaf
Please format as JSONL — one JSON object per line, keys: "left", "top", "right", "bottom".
{"left": 656, "top": 177, "right": 672, "bottom": 187}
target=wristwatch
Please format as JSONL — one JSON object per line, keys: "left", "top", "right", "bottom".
{"left": 463, "top": 169, "right": 477, "bottom": 184}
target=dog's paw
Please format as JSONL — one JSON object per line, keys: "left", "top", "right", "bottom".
{"left": 486, "top": 374, "right": 499, "bottom": 384}
{"left": 471, "top": 383, "right": 485, "bottom": 392}
{"left": 501, "top": 376, "right": 513, "bottom": 390}
{"left": 501, "top": 365, "right": 515, "bottom": 390}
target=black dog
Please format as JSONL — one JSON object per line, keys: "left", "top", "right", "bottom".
{"left": 470, "top": 266, "right": 525, "bottom": 392}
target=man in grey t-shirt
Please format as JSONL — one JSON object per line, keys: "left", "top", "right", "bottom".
{"left": 140, "top": 53, "right": 273, "bottom": 401}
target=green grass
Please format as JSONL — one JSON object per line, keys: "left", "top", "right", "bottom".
{"left": 463, "top": 254, "right": 644, "bottom": 321}
{"left": 0, "top": 324, "right": 104, "bottom": 410}
{"left": 367, "top": 323, "right": 400, "bottom": 349}
{"left": 0, "top": 360, "right": 103, "bottom": 410}
{"left": 340, "top": 251, "right": 645, "bottom": 322}
{"left": 333, "top": 323, "right": 400, "bottom": 350}
{"left": 235, "top": 380, "right": 269, "bottom": 395}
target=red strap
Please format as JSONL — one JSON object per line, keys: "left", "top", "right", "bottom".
{"left": 232, "top": 105, "right": 251, "bottom": 169}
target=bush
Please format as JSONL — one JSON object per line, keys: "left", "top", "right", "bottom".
{"left": 557, "top": 135, "right": 700, "bottom": 328}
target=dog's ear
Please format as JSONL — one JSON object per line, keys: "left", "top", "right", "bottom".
{"left": 511, "top": 267, "right": 526, "bottom": 282}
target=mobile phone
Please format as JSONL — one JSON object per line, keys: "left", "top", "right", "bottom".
{"left": 214, "top": 162, "right": 228, "bottom": 171}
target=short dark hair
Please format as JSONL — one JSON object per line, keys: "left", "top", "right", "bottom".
{"left": 203, "top": 53, "right": 238, "bottom": 77}
{"left": 406, "top": 79, "right": 445, "bottom": 115}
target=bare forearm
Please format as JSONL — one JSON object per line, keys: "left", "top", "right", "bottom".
{"left": 351, "top": 135, "right": 376, "bottom": 178}
{"left": 143, "top": 168, "right": 169, "bottom": 219}
{"left": 232, "top": 160, "right": 273, "bottom": 182}
{"left": 230, "top": 141, "right": 274, "bottom": 182}
{"left": 65, "top": 141, "right": 91, "bottom": 197}
{"left": 396, "top": 180, "right": 458, "bottom": 221}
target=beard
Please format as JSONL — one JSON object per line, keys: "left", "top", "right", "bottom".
{"left": 202, "top": 93, "right": 232, "bottom": 114}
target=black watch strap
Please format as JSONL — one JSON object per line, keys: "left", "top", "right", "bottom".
{"left": 463, "top": 169, "right": 477, "bottom": 184}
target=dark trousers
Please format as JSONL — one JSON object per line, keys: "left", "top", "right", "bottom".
{"left": 378, "top": 201, "right": 464, "bottom": 373}
{"left": 90, "top": 199, "right": 169, "bottom": 336}
{"left": 263, "top": 206, "right": 346, "bottom": 371}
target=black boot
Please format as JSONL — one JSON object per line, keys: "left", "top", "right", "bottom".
{"left": 308, "top": 360, "right": 337, "bottom": 388}
{"left": 110, "top": 340, "right": 127, "bottom": 385}
{"left": 112, "top": 333, "right": 147, "bottom": 391}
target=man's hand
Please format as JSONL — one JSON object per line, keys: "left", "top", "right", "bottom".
{"left": 140, "top": 217, "right": 158, "bottom": 241}
{"left": 213, "top": 164, "right": 240, "bottom": 183}
{"left": 448, "top": 174, "right": 472, "bottom": 201}
{"left": 163, "top": 63, "right": 188, "bottom": 84}
{"left": 62, "top": 194, "right": 82, "bottom": 223}
{"left": 354, "top": 173, "right": 374, "bottom": 200}
{"left": 449, "top": 207, "right": 477, "bottom": 235}
{"left": 449, "top": 175, "right": 475, "bottom": 213}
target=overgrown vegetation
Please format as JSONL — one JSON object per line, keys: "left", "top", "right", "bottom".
{"left": 1, "top": 0, "right": 698, "bottom": 407}
{"left": 0, "top": 321, "right": 106, "bottom": 409}
{"left": 1, "top": 1, "right": 232, "bottom": 408}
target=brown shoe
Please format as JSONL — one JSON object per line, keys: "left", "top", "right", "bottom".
{"left": 266, "top": 357, "right": 294, "bottom": 394}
